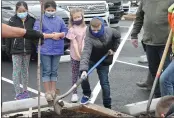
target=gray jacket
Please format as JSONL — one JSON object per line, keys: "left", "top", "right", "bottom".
{"left": 80, "top": 27, "right": 121, "bottom": 72}
{"left": 131, "top": 0, "right": 174, "bottom": 45}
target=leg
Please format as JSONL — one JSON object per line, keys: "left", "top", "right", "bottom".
{"left": 160, "top": 60, "right": 174, "bottom": 96}
{"left": 50, "top": 55, "right": 61, "bottom": 91}
{"left": 97, "top": 65, "right": 111, "bottom": 108}
{"left": 21, "top": 54, "right": 31, "bottom": 92}
{"left": 41, "top": 55, "right": 52, "bottom": 93}
{"left": 81, "top": 62, "right": 94, "bottom": 97}
{"left": 12, "top": 54, "right": 22, "bottom": 96}
{"left": 71, "top": 57, "right": 80, "bottom": 94}
{"left": 146, "top": 45, "right": 161, "bottom": 97}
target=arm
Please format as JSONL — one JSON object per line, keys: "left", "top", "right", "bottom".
{"left": 2, "top": 24, "right": 26, "bottom": 38}
{"left": 131, "top": 0, "right": 144, "bottom": 39}
{"left": 80, "top": 37, "right": 93, "bottom": 72}
{"left": 66, "top": 28, "right": 81, "bottom": 58}
{"left": 60, "top": 19, "right": 68, "bottom": 38}
{"left": 111, "top": 28, "right": 121, "bottom": 52}
{"left": 73, "top": 40, "right": 81, "bottom": 58}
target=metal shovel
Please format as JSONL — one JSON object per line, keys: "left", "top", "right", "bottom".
{"left": 54, "top": 52, "right": 110, "bottom": 115}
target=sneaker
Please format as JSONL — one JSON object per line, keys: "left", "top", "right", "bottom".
{"left": 80, "top": 95, "right": 90, "bottom": 105}
{"left": 138, "top": 55, "right": 148, "bottom": 63}
{"left": 15, "top": 93, "right": 23, "bottom": 100}
{"left": 71, "top": 94, "right": 79, "bottom": 103}
{"left": 45, "top": 93, "right": 53, "bottom": 102}
{"left": 22, "top": 91, "right": 30, "bottom": 98}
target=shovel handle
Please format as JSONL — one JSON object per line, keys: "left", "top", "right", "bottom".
{"left": 54, "top": 52, "right": 110, "bottom": 103}
{"left": 146, "top": 29, "right": 173, "bottom": 113}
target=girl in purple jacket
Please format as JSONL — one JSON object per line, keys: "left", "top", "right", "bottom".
{"left": 33, "top": 1, "right": 67, "bottom": 102}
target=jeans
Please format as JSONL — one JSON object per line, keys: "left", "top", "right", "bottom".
{"left": 81, "top": 61, "right": 111, "bottom": 108}
{"left": 160, "top": 60, "right": 174, "bottom": 96}
{"left": 41, "top": 55, "right": 61, "bottom": 82}
{"left": 146, "top": 45, "right": 171, "bottom": 97}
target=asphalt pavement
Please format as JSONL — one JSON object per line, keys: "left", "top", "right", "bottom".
{"left": 2, "top": 20, "right": 150, "bottom": 112}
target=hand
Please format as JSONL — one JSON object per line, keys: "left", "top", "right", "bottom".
{"left": 52, "top": 32, "right": 65, "bottom": 39}
{"left": 24, "top": 29, "right": 44, "bottom": 40}
{"left": 108, "top": 49, "right": 115, "bottom": 55}
{"left": 131, "top": 39, "right": 138, "bottom": 48}
{"left": 80, "top": 71, "right": 87, "bottom": 79}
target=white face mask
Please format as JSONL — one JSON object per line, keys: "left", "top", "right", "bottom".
{"left": 45, "top": 11, "right": 56, "bottom": 17}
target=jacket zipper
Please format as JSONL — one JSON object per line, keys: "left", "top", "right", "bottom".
{"left": 22, "top": 21, "right": 26, "bottom": 53}
{"left": 13, "top": 38, "right": 17, "bottom": 48}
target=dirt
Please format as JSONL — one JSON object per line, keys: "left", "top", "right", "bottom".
{"left": 136, "top": 112, "right": 155, "bottom": 118}
{"left": 31, "top": 109, "right": 109, "bottom": 118}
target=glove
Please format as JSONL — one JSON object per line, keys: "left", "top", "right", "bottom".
{"left": 80, "top": 71, "right": 87, "bottom": 80}
{"left": 24, "top": 29, "right": 44, "bottom": 41}
{"left": 108, "top": 49, "right": 115, "bottom": 55}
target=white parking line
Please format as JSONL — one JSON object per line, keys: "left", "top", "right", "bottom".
{"left": 116, "top": 60, "right": 148, "bottom": 69}
{"left": 89, "top": 22, "right": 135, "bottom": 104}
{"left": 2, "top": 77, "right": 45, "bottom": 96}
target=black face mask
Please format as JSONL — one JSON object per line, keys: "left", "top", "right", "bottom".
{"left": 72, "top": 19, "right": 83, "bottom": 25}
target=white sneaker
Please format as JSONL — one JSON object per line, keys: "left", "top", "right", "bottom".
{"left": 71, "top": 94, "right": 79, "bottom": 103}
{"left": 45, "top": 93, "right": 53, "bottom": 102}
{"left": 138, "top": 55, "right": 148, "bottom": 63}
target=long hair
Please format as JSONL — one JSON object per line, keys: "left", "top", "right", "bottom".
{"left": 68, "top": 8, "right": 86, "bottom": 28}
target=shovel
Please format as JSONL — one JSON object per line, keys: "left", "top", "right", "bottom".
{"left": 53, "top": 51, "right": 110, "bottom": 115}
{"left": 146, "top": 29, "right": 173, "bottom": 116}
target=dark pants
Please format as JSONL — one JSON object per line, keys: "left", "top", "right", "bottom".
{"left": 81, "top": 61, "right": 111, "bottom": 108}
{"left": 146, "top": 45, "right": 171, "bottom": 97}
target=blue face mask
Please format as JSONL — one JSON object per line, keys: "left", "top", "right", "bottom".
{"left": 17, "top": 12, "right": 28, "bottom": 19}
{"left": 89, "top": 17, "right": 105, "bottom": 38}
{"left": 90, "top": 25, "right": 104, "bottom": 38}
{"left": 45, "top": 11, "right": 56, "bottom": 18}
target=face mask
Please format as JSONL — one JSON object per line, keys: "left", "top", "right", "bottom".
{"left": 73, "top": 17, "right": 83, "bottom": 25}
{"left": 45, "top": 11, "right": 56, "bottom": 18}
{"left": 90, "top": 26, "right": 104, "bottom": 38}
{"left": 17, "top": 12, "right": 28, "bottom": 19}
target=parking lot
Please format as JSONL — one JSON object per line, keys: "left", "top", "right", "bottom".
{"left": 2, "top": 20, "right": 150, "bottom": 112}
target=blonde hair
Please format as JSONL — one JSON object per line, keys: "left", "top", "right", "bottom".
{"left": 68, "top": 8, "right": 86, "bottom": 28}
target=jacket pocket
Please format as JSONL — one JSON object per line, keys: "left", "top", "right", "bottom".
{"left": 104, "top": 55, "right": 113, "bottom": 65}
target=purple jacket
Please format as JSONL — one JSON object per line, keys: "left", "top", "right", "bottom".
{"left": 33, "top": 15, "right": 67, "bottom": 55}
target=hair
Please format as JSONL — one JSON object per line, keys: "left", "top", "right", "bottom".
{"left": 68, "top": 8, "right": 86, "bottom": 28}
{"left": 15, "top": 1, "right": 28, "bottom": 12}
{"left": 44, "top": 0, "right": 57, "bottom": 10}
{"left": 90, "top": 18, "right": 102, "bottom": 28}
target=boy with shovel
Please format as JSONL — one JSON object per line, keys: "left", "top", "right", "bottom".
{"left": 79, "top": 17, "right": 121, "bottom": 109}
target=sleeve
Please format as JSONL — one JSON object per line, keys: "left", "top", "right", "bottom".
{"left": 131, "top": 0, "right": 144, "bottom": 39}
{"left": 66, "top": 28, "right": 76, "bottom": 40}
{"left": 80, "top": 37, "right": 93, "bottom": 72}
{"left": 60, "top": 18, "right": 68, "bottom": 36}
{"left": 33, "top": 18, "right": 40, "bottom": 31}
{"left": 111, "top": 28, "right": 121, "bottom": 52}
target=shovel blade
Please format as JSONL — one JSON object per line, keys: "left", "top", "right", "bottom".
{"left": 54, "top": 100, "right": 64, "bottom": 115}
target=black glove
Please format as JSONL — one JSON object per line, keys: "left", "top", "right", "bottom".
{"left": 24, "top": 29, "right": 44, "bottom": 41}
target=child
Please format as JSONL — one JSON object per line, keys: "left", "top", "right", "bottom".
{"left": 159, "top": 3, "right": 174, "bottom": 97}
{"left": 80, "top": 17, "right": 121, "bottom": 109}
{"left": 33, "top": 1, "right": 67, "bottom": 102}
{"left": 66, "top": 8, "right": 87, "bottom": 102}
{"left": 5, "top": 1, "right": 36, "bottom": 100}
